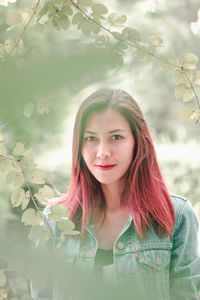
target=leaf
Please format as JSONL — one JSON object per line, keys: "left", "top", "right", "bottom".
{"left": 78, "top": 0, "right": 93, "bottom": 6}
{"left": 0, "top": 157, "right": 13, "bottom": 172}
{"left": 48, "top": 204, "right": 69, "bottom": 221}
{"left": 92, "top": 3, "right": 108, "bottom": 15}
{"left": 91, "top": 22, "right": 100, "bottom": 34}
{"left": 95, "top": 35, "right": 109, "bottom": 47}
{"left": 194, "top": 71, "right": 200, "bottom": 85}
{"left": 122, "top": 27, "right": 141, "bottom": 43}
{"left": 24, "top": 102, "right": 34, "bottom": 119}
{"left": 178, "top": 104, "right": 195, "bottom": 120}
{"left": 174, "top": 83, "right": 187, "bottom": 99}
{"left": 21, "top": 191, "right": 31, "bottom": 210}
{"left": 6, "top": 11, "right": 22, "bottom": 25}
{"left": 0, "top": 144, "right": 6, "bottom": 155}
{"left": 31, "top": 168, "right": 46, "bottom": 184}
{"left": 6, "top": 170, "right": 24, "bottom": 187}
{"left": 57, "top": 219, "right": 75, "bottom": 233}
{"left": 4, "top": 39, "right": 16, "bottom": 55}
{"left": 175, "top": 69, "right": 193, "bottom": 85}
{"left": 183, "top": 53, "right": 198, "bottom": 69}
{"left": 80, "top": 19, "right": 92, "bottom": 36}
{"left": 182, "top": 87, "right": 194, "bottom": 102}
{"left": 21, "top": 155, "right": 36, "bottom": 169}
{"left": 36, "top": 98, "right": 49, "bottom": 114}
{"left": 167, "top": 56, "right": 180, "bottom": 70}
{"left": 60, "top": 15, "right": 70, "bottom": 30}
{"left": 11, "top": 188, "right": 25, "bottom": 207}
{"left": 72, "top": 12, "right": 83, "bottom": 25}
{"left": 0, "top": 271, "right": 6, "bottom": 288}
{"left": 35, "top": 23, "right": 45, "bottom": 33}
{"left": 52, "top": 17, "right": 61, "bottom": 31}
{"left": 62, "top": 5, "right": 73, "bottom": 15}
{"left": 149, "top": 36, "right": 163, "bottom": 47}
{"left": 13, "top": 142, "right": 31, "bottom": 157}
{"left": 21, "top": 209, "right": 43, "bottom": 226}
{"left": 0, "top": 43, "right": 4, "bottom": 56}
{"left": 16, "top": 38, "right": 24, "bottom": 54}
{"left": 34, "top": 185, "right": 54, "bottom": 203}
{"left": 108, "top": 13, "right": 127, "bottom": 27}
{"left": 28, "top": 225, "right": 50, "bottom": 245}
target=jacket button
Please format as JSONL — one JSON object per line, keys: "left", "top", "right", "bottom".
{"left": 117, "top": 242, "right": 125, "bottom": 249}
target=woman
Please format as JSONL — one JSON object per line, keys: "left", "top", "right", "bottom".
{"left": 32, "top": 88, "right": 200, "bottom": 300}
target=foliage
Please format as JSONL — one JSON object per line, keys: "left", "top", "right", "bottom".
{"left": 0, "top": 0, "right": 200, "bottom": 299}
{"left": 0, "top": 0, "right": 200, "bottom": 122}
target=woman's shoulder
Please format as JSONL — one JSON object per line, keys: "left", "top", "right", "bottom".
{"left": 170, "top": 194, "right": 199, "bottom": 235}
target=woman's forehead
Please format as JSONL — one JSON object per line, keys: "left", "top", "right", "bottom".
{"left": 83, "top": 109, "right": 131, "bottom": 132}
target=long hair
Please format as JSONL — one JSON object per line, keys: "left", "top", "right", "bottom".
{"left": 59, "top": 88, "right": 175, "bottom": 240}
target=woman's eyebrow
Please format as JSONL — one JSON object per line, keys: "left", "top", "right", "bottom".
{"left": 84, "top": 129, "right": 126, "bottom": 134}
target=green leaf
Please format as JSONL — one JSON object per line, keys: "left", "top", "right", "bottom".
{"left": 35, "top": 23, "right": 45, "bottom": 33}
{"left": 13, "top": 142, "right": 25, "bottom": 156}
{"left": 92, "top": 3, "right": 108, "bottom": 15}
{"left": 31, "top": 168, "right": 46, "bottom": 184}
{"left": 6, "top": 170, "right": 24, "bottom": 187}
{"left": 91, "top": 22, "right": 101, "bottom": 34}
{"left": 28, "top": 225, "right": 50, "bottom": 245}
{"left": 48, "top": 204, "right": 69, "bottom": 221}
{"left": 36, "top": 98, "right": 49, "bottom": 114}
{"left": 0, "top": 271, "right": 6, "bottom": 288}
{"left": 24, "top": 102, "right": 34, "bottom": 119}
{"left": 72, "top": 12, "right": 83, "bottom": 25}
{"left": 80, "top": 19, "right": 92, "bottom": 36}
{"left": 194, "top": 71, "right": 200, "bottom": 85}
{"left": 0, "top": 43, "right": 5, "bottom": 56}
{"left": 61, "top": 5, "right": 73, "bottom": 15}
{"left": 34, "top": 185, "right": 54, "bottom": 203}
{"left": 0, "top": 144, "right": 6, "bottom": 155}
{"left": 21, "top": 155, "right": 36, "bottom": 169}
{"left": 13, "top": 142, "right": 32, "bottom": 157}
{"left": 108, "top": 13, "right": 127, "bottom": 27}
{"left": 167, "top": 56, "right": 180, "bottom": 70}
{"left": 175, "top": 69, "right": 193, "bottom": 85}
{"left": 122, "top": 27, "right": 141, "bottom": 43}
{"left": 183, "top": 53, "right": 198, "bottom": 69}
{"left": 191, "top": 110, "right": 200, "bottom": 122}
{"left": 7, "top": 11, "right": 22, "bottom": 26}
{"left": 4, "top": 39, "right": 16, "bottom": 55}
{"left": 0, "top": 157, "right": 13, "bottom": 172}
{"left": 178, "top": 104, "right": 195, "bottom": 119}
{"left": 60, "top": 15, "right": 70, "bottom": 30}
{"left": 174, "top": 83, "right": 187, "bottom": 99}
{"left": 57, "top": 219, "right": 75, "bottom": 232}
{"left": 182, "top": 87, "right": 194, "bottom": 102}
{"left": 21, "top": 209, "right": 43, "bottom": 226}
{"left": 78, "top": 0, "right": 93, "bottom": 6}
{"left": 52, "top": 17, "right": 61, "bottom": 31}
{"left": 95, "top": 35, "right": 109, "bottom": 47}
{"left": 16, "top": 39, "right": 24, "bottom": 54}
{"left": 149, "top": 36, "right": 163, "bottom": 47}
{"left": 11, "top": 188, "right": 25, "bottom": 207}
{"left": 21, "top": 191, "right": 31, "bottom": 210}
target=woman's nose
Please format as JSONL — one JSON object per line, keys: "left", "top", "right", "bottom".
{"left": 96, "top": 142, "right": 111, "bottom": 159}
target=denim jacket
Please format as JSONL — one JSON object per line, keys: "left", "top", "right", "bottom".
{"left": 31, "top": 195, "right": 200, "bottom": 300}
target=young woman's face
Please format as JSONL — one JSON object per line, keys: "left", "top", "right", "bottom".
{"left": 81, "top": 109, "right": 135, "bottom": 186}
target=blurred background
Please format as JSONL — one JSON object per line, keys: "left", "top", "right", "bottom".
{"left": 0, "top": 0, "right": 200, "bottom": 223}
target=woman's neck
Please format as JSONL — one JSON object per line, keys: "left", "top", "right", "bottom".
{"left": 101, "top": 180, "right": 125, "bottom": 212}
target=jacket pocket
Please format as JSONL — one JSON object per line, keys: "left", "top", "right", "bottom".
{"left": 138, "top": 248, "right": 171, "bottom": 270}
{"left": 137, "top": 248, "right": 171, "bottom": 300}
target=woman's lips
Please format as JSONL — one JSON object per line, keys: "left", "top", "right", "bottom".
{"left": 95, "top": 164, "right": 116, "bottom": 170}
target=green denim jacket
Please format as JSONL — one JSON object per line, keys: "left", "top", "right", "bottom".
{"left": 31, "top": 195, "right": 200, "bottom": 300}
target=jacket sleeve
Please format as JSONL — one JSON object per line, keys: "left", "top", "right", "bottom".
{"left": 170, "top": 198, "right": 200, "bottom": 300}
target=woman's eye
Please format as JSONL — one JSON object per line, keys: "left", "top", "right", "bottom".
{"left": 112, "top": 135, "right": 123, "bottom": 140}
{"left": 84, "top": 136, "right": 96, "bottom": 142}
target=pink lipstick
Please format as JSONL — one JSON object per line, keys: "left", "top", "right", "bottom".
{"left": 95, "top": 164, "right": 116, "bottom": 170}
